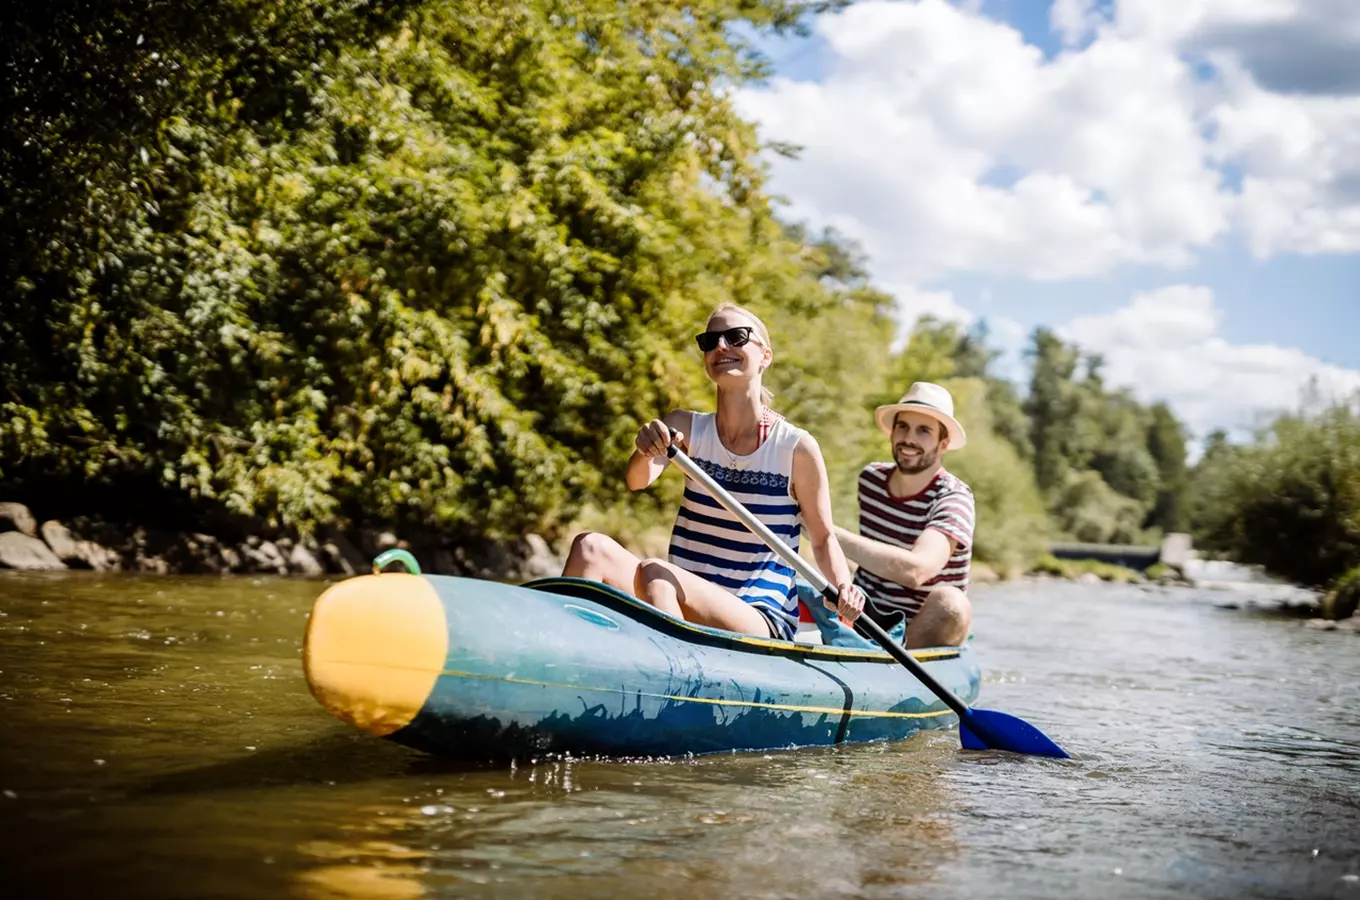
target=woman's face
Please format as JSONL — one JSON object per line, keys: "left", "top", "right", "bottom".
{"left": 700, "top": 310, "right": 771, "bottom": 385}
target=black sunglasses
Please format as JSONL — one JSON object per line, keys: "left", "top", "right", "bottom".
{"left": 695, "top": 326, "right": 758, "bottom": 352}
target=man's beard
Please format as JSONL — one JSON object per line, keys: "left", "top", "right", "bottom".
{"left": 894, "top": 443, "right": 939, "bottom": 474}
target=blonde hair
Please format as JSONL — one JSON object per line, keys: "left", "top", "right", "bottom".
{"left": 707, "top": 303, "right": 775, "bottom": 406}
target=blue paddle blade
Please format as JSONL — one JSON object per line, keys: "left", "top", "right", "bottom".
{"left": 959, "top": 707, "right": 1071, "bottom": 759}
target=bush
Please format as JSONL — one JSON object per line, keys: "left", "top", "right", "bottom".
{"left": 1031, "top": 554, "right": 1067, "bottom": 577}
{"left": 1190, "top": 399, "right": 1360, "bottom": 587}
{"left": 1052, "top": 470, "right": 1148, "bottom": 544}
{"left": 1323, "top": 565, "right": 1360, "bottom": 620}
{"left": 2, "top": 0, "right": 885, "bottom": 540}
{"left": 1029, "top": 554, "right": 1141, "bottom": 583}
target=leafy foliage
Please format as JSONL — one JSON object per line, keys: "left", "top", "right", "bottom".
{"left": 940, "top": 377, "right": 1051, "bottom": 575}
{"left": 1022, "top": 328, "right": 1191, "bottom": 543}
{"left": 1324, "top": 565, "right": 1360, "bottom": 620}
{"left": 1031, "top": 554, "right": 1141, "bottom": 584}
{"left": 1051, "top": 470, "right": 1147, "bottom": 544}
{"left": 4, "top": 0, "right": 1210, "bottom": 582}
{"left": 1189, "top": 399, "right": 1360, "bottom": 588}
{"left": 1145, "top": 402, "right": 1190, "bottom": 533}
{"left": 3, "top": 0, "right": 854, "bottom": 538}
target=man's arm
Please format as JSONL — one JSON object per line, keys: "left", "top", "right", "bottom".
{"left": 834, "top": 525, "right": 955, "bottom": 590}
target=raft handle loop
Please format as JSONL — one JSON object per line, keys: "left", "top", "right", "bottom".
{"left": 372, "top": 548, "right": 421, "bottom": 575}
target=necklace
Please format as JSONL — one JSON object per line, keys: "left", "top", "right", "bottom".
{"left": 718, "top": 407, "right": 773, "bottom": 468}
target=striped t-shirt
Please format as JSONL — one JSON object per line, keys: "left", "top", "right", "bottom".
{"left": 852, "top": 462, "right": 975, "bottom": 627}
{"left": 667, "top": 413, "right": 805, "bottom": 640}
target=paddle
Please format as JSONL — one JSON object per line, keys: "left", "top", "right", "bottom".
{"left": 665, "top": 438, "right": 1071, "bottom": 759}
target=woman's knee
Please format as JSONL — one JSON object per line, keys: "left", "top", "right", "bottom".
{"left": 567, "top": 532, "right": 618, "bottom": 567}
{"left": 564, "top": 532, "right": 634, "bottom": 581}
{"left": 633, "top": 558, "right": 685, "bottom": 612}
{"left": 633, "top": 557, "right": 671, "bottom": 591}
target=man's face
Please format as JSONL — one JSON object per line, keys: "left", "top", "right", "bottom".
{"left": 891, "top": 411, "right": 946, "bottom": 474}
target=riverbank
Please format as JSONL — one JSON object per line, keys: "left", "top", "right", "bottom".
{"left": 0, "top": 499, "right": 1127, "bottom": 587}
{"left": 0, "top": 501, "right": 562, "bottom": 582}
{"left": 4, "top": 498, "right": 1352, "bottom": 629}
{"left": 1023, "top": 554, "right": 1194, "bottom": 587}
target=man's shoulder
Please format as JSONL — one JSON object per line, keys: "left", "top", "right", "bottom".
{"left": 935, "top": 469, "right": 974, "bottom": 497}
{"left": 859, "top": 461, "right": 894, "bottom": 479}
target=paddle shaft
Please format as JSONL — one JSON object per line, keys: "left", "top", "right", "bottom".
{"left": 665, "top": 443, "right": 971, "bottom": 721}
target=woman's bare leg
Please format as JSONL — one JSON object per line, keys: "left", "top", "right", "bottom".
{"left": 633, "top": 558, "right": 772, "bottom": 637}
{"left": 562, "top": 532, "right": 643, "bottom": 595}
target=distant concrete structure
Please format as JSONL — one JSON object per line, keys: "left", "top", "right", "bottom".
{"left": 1048, "top": 533, "right": 1194, "bottom": 572}
{"left": 1159, "top": 533, "right": 1193, "bottom": 570}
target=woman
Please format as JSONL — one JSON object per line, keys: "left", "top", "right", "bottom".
{"left": 563, "top": 304, "right": 865, "bottom": 640}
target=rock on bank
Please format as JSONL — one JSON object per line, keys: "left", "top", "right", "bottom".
{"left": 0, "top": 501, "right": 563, "bottom": 581}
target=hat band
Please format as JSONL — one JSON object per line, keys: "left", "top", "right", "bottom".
{"left": 895, "top": 400, "right": 951, "bottom": 416}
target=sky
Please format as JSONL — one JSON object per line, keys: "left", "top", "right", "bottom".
{"left": 735, "top": 0, "right": 1360, "bottom": 442}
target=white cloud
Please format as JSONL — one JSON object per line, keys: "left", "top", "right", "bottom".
{"left": 1057, "top": 285, "right": 1360, "bottom": 437}
{"left": 736, "top": 0, "right": 1360, "bottom": 275}
{"left": 1210, "top": 61, "right": 1360, "bottom": 256}
{"left": 880, "top": 282, "right": 974, "bottom": 350}
{"left": 735, "top": 0, "right": 1360, "bottom": 441}
{"left": 982, "top": 314, "right": 1032, "bottom": 383}
{"left": 1050, "top": 0, "right": 1108, "bottom": 46}
{"left": 737, "top": 0, "right": 1227, "bottom": 284}
{"left": 1117, "top": 0, "right": 1360, "bottom": 94}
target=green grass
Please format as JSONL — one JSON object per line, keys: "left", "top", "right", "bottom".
{"left": 1030, "top": 554, "right": 1143, "bottom": 584}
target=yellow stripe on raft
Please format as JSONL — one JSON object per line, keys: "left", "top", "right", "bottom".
{"left": 303, "top": 574, "right": 447, "bottom": 736}
{"left": 438, "top": 668, "right": 954, "bottom": 720}
{"left": 526, "top": 577, "right": 961, "bottom": 663}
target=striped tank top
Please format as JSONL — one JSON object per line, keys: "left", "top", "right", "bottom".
{"left": 667, "top": 412, "right": 805, "bottom": 640}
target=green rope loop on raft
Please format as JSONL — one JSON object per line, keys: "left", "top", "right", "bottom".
{"left": 372, "top": 548, "right": 421, "bottom": 575}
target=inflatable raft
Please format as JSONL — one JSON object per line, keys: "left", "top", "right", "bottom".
{"left": 303, "top": 573, "right": 981, "bottom": 759}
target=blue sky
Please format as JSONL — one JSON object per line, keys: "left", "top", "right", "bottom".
{"left": 941, "top": 246, "right": 1360, "bottom": 370}
{"left": 735, "top": 0, "right": 1360, "bottom": 437}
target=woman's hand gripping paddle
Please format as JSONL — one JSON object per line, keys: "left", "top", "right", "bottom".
{"left": 664, "top": 439, "right": 1070, "bottom": 759}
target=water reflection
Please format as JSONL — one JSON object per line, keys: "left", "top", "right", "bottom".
{"left": 295, "top": 805, "right": 429, "bottom": 900}
{"left": 356, "top": 744, "right": 965, "bottom": 898}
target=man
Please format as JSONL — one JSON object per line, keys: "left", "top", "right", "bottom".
{"left": 832, "top": 382, "right": 975, "bottom": 649}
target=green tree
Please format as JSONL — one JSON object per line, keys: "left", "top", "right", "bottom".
{"left": 881, "top": 315, "right": 960, "bottom": 397}
{"left": 1052, "top": 470, "right": 1147, "bottom": 544}
{"left": 1145, "top": 402, "right": 1189, "bottom": 532}
{"left": 1019, "top": 328, "right": 1188, "bottom": 543}
{"left": 1083, "top": 389, "right": 1159, "bottom": 512}
{"left": 942, "top": 378, "right": 1051, "bottom": 573}
{"left": 950, "top": 321, "right": 1033, "bottom": 461}
{"left": 2, "top": 0, "right": 863, "bottom": 540}
{"left": 1190, "top": 400, "right": 1360, "bottom": 587}
{"left": 1024, "top": 328, "right": 1082, "bottom": 495}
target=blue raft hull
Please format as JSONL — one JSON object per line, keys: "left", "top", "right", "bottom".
{"left": 303, "top": 574, "right": 981, "bottom": 759}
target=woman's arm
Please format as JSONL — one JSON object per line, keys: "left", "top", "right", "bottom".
{"left": 626, "top": 410, "right": 693, "bottom": 491}
{"left": 791, "top": 434, "right": 865, "bottom": 620}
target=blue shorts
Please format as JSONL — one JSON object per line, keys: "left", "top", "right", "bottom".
{"left": 750, "top": 602, "right": 796, "bottom": 641}
{"left": 794, "top": 580, "right": 907, "bottom": 648}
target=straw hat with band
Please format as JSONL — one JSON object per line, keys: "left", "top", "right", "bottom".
{"left": 873, "top": 382, "right": 967, "bottom": 450}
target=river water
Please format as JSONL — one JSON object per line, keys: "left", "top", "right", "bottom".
{"left": 1, "top": 571, "right": 1357, "bottom": 899}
